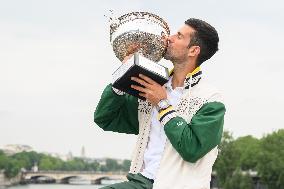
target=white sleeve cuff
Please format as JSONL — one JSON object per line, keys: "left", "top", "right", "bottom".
{"left": 112, "top": 87, "right": 126, "bottom": 96}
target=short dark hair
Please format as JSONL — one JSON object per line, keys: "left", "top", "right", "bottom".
{"left": 185, "top": 18, "right": 219, "bottom": 66}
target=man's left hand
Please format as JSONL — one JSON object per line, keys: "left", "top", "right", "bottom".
{"left": 131, "top": 74, "right": 167, "bottom": 106}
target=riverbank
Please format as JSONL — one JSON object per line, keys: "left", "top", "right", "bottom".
{"left": 0, "top": 171, "right": 21, "bottom": 187}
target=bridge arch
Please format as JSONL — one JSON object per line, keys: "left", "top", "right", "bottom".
{"left": 30, "top": 175, "right": 56, "bottom": 183}
{"left": 22, "top": 171, "right": 127, "bottom": 185}
{"left": 93, "top": 176, "right": 111, "bottom": 184}
{"left": 61, "top": 175, "right": 90, "bottom": 184}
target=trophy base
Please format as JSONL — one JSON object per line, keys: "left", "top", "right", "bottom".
{"left": 112, "top": 53, "right": 169, "bottom": 100}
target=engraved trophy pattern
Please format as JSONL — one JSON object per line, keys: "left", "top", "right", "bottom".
{"left": 110, "top": 12, "right": 170, "bottom": 99}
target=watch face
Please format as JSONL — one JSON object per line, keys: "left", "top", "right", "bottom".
{"left": 159, "top": 100, "right": 169, "bottom": 109}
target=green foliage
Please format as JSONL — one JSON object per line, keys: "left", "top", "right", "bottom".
{"left": 215, "top": 129, "right": 284, "bottom": 188}
{"left": 87, "top": 161, "right": 100, "bottom": 171}
{"left": 0, "top": 152, "right": 20, "bottom": 178}
{"left": 105, "top": 158, "right": 119, "bottom": 171}
{"left": 233, "top": 135, "right": 261, "bottom": 170}
{"left": 62, "top": 158, "right": 86, "bottom": 171}
{"left": 11, "top": 151, "right": 42, "bottom": 170}
{"left": 214, "top": 131, "right": 240, "bottom": 186}
{"left": 39, "top": 155, "right": 63, "bottom": 170}
{"left": 121, "top": 160, "right": 131, "bottom": 172}
{"left": 1, "top": 128, "right": 282, "bottom": 189}
{"left": 98, "top": 159, "right": 130, "bottom": 172}
{"left": 0, "top": 151, "right": 9, "bottom": 168}
{"left": 0, "top": 150, "right": 129, "bottom": 178}
{"left": 256, "top": 129, "right": 284, "bottom": 189}
{"left": 4, "top": 159, "right": 21, "bottom": 178}
{"left": 223, "top": 169, "right": 254, "bottom": 189}
{"left": 214, "top": 131, "right": 260, "bottom": 187}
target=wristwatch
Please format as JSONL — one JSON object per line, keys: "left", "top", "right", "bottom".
{"left": 157, "top": 99, "right": 170, "bottom": 111}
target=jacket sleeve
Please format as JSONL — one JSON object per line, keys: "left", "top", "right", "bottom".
{"left": 161, "top": 101, "right": 225, "bottom": 163}
{"left": 94, "top": 84, "right": 139, "bottom": 135}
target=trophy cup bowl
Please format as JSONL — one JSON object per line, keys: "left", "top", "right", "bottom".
{"left": 110, "top": 12, "right": 171, "bottom": 99}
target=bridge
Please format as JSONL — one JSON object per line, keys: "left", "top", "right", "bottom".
{"left": 22, "top": 171, "right": 127, "bottom": 184}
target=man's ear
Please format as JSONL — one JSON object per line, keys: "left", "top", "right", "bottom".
{"left": 188, "top": 46, "right": 200, "bottom": 57}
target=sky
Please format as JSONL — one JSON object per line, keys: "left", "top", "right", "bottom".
{"left": 0, "top": 0, "right": 284, "bottom": 159}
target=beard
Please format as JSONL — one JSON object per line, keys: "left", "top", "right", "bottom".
{"left": 163, "top": 48, "right": 188, "bottom": 63}
{"left": 163, "top": 47, "right": 173, "bottom": 60}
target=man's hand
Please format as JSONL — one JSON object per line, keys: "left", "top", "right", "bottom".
{"left": 131, "top": 74, "right": 167, "bottom": 106}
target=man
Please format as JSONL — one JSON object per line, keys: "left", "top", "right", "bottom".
{"left": 94, "top": 18, "right": 225, "bottom": 189}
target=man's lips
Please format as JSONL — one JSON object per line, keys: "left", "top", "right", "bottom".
{"left": 166, "top": 45, "right": 171, "bottom": 50}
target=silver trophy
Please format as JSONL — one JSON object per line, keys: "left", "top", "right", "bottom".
{"left": 110, "top": 12, "right": 170, "bottom": 99}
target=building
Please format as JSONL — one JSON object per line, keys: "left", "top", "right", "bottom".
{"left": 0, "top": 144, "right": 33, "bottom": 155}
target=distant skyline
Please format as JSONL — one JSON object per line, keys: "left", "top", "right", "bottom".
{"left": 1, "top": 0, "right": 284, "bottom": 159}
{"left": 0, "top": 143, "right": 113, "bottom": 160}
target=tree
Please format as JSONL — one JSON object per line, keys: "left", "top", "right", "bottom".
{"left": 4, "top": 159, "right": 22, "bottom": 178}
{"left": 223, "top": 168, "right": 254, "bottom": 189}
{"left": 214, "top": 131, "right": 240, "bottom": 186}
{"left": 0, "top": 150, "right": 128, "bottom": 177}
{"left": 38, "top": 155, "right": 63, "bottom": 170}
{"left": 105, "top": 158, "right": 119, "bottom": 171}
{"left": 88, "top": 161, "right": 100, "bottom": 171}
{"left": 63, "top": 158, "right": 86, "bottom": 171}
{"left": 121, "top": 160, "right": 131, "bottom": 172}
{"left": 257, "top": 129, "right": 284, "bottom": 189}
{"left": 233, "top": 135, "right": 260, "bottom": 170}
{"left": 39, "top": 157, "right": 55, "bottom": 170}
{"left": 11, "top": 151, "right": 42, "bottom": 170}
{"left": 0, "top": 151, "right": 21, "bottom": 178}
{"left": 0, "top": 151, "right": 8, "bottom": 168}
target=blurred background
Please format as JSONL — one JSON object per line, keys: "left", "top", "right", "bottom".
{"left": 0, "top": 0, "right": 283, "bottom": 188}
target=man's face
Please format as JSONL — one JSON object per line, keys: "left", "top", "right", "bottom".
{"left": 164, "top": 24, "right": 195, "bottom": 63}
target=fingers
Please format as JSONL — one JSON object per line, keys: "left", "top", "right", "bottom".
{"left": 131, "top": 84, "right": 148, "bottom": 93}
{"left": 131, "top": 76, "right": 151, "bottom": 88}
{"left": 138, "top": 74, "right": 156, "bottom": 85}
{"left": 131, "top": 74, "right": 162, "bottom": 101}
{"left": 139, "top": 93, "right": 146, "bottom": 98}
